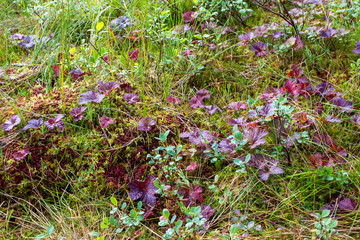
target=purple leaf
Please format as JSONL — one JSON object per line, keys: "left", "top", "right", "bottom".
{"left": 226, "top": 102, "right": 247, "bottom": 111}
{"left": 128, "top": 176, "right": 158, "bottom": 206}
{"left": 185, "top": 162, "right": 198, "bottom": 171}
{"left": 271, "top": 31, "right": 286, "bottom": 38}
{"left": 351, "top": 115, "right": 360, "bottom": 125}
{"left": 330, "top": 96, "right": 353, "bottom": 113}
{"left": 110, "top": 16, "right": 130, "bottom": 30}
{"left": 254, "top": 25, "right": 268, "bottom": 37}
{"left": 173, "top": 24, "right": 192, "bottom": 35}
{"left": 286, "top": 133, "right": 301, "bottom": 147}
{"left": 258, "top": 161, "right": 284, "bottom": 181}
{"left": 319, "top": 28, "right": 336, "bottom": 39}
{"left": 70, "top": 106, "right": 87, "bottom": 122}
{"left": 183, "top": 11, "right": 198, "bottom": 23}
{"left": 123, "top": 93, "right": 139, "bottom": 104}
{"left": 129, "top": 48, "right": 139, "bottom": 61}
{"left": 51, "top": 65, "right": 60, "bottom": 78}
{"left": 189, "top": 96, "right": 205, "bottom": 109}
{"left": 204, "top": 105, "right": 222, "bottom": 114}
{"left": 249, "top": 42, "right": 268, "bottom": 57}
{"left": 180, "top": 129, "right": 214, "bottom": 146}
{"left": 324, "top": 115, "right": 342, "bottom": 123}
{"left": 99, "top": 115, "right": 114, "bottom": 128}
{"left": 228, "top": 117, "right": 247, "bottom": 126}
{"left": 201, "top": 205, "right": 215, "bottom": 220}
{"left": 352, "top": 41, "right": 360, "bottom": 54}
{"left": 315, "top": 81, "right": 335, "bottom": 95}
{"left": 259, "top": 87, "right": 280, "bottom": 102}
{"left": 280, "top": 80, "right": 300, "bottom": 99}
{"left": 244, "top": 127, "right": 268, "bottom": 149}
{"left": 23, "top": 118, "right": 43, "bottom": 130}
{"left": 196, "top": 89, "right": 211, "bottom": 100}
{"left": 78, "top": 91, "right": 105, "bottom": 105}
{"left": 338, "top": 198, "right": 358, "bottom": 210}
{"left": 166, "top": 96, "right": 181, "bottom": 105}
{"left": 238, "top": 32, "right": 255, "bottom": 45}
{"left": 2, "top": 115, "right": 21, "bottom": 132}
{"left": 138, "top": 117, "right": 156, "bottom": 132}
{"left": 177, "top": 184, "right": 203, "bottom": 207}
{"left": 45, "top": 115, "right": 65, "bottom": 132}
{"left": 69, "top": 69, "right": 86, "bottom": 80}
{"left": 97, "top": 81, "right": 120, "bottom": 95}
{"left": 13, "top": 149, "right": 30, "bottom": 161}
{"left": 218, "top": 138, "right": 236, "bottom": 153}
{"left": 259, "top": 104, "right": 274, "bottom": 117}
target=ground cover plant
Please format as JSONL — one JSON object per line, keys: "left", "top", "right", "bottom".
{"left": 1, "top": 0, "right": 360, "bottom": 239}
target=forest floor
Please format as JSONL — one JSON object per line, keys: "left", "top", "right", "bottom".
{"left": 1, "top": 0, "right": 360, "bottom": 239}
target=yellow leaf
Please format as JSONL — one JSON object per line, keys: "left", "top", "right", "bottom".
{"left": 96, "top": 22, "right": 104, "bottom": 31}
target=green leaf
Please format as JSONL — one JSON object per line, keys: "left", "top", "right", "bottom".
{"left": 35, "top": 233, "right": 46, "bottom": 240}
{"left": 121, "top": 202, "right": 127, "bottom": 210}
{"left": 170, "top": 215, "right": 177, "bottom": 223}
{"left": 110, "top": 207, "right": 118, "bottom": 214}
{"left": 163, "top": 209, "right": 170, "bottom": 219}
{"left": 96, "top": 22, "right": 104, "bottom": 31}
{"left": 137, "top": 201, "right": 143, "bottom": 209}
{"left": 322, "top": 210, "right": 330, "bottom": 218}
{"left": 89, "top": 232, "right": 98, "bottom": 236}
{"left": 110, "top": 197, "right": 118, "bottom": 206}
{"left": 100, "top": 223, "right": 108, "bottom": 229}
{"left": 46, "top": 225, "right": 54, "bottom": 236}
{"left": 234, "top": 132, "right": 243, "bottom": 141}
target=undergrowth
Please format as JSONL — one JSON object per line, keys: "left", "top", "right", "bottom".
{"left": 1, "top": 0, "right": 360, "bottom": 239}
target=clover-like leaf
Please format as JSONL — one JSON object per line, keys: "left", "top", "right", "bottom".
{"left": 129, "top": 48, "right": 139, "bottom": 61}
{"left": 110, "top": 16, "right": 130, "bottom": 30}
{"left": 226, "top": 102, "right": 247, "bottom": 111}
{"left": 123, "top": 93, "right": 139, "bottom": 104}
{"left": 173, "top": 24, "right": 192, "bottom": 35}
{"left": 51, "top": 65, "right": 60, "bottom": 78}
{"left": 79, "top": 91, "right": 105, "bottom": 105}
{"left": 271, "top": 31, "right": 286, "bottom": 39}
{"left": 2, "top": 115, "right": 21, "bottom": 132}
{"left": 97, "top": 81, "right": 120, "bottom": 95}
{"left": 189, "top": 96, "right": 204, "bottom": 109}
{"left": 204, "top": 105, "right": 222, "bottom": 115}
{"left": 258, "top": 161, "right": 284, "bottom": 181}
{"left": 180, "top": 129, "right": 214, "bottom": 146}
{"left": 218, "top": 138, "right": 236, "bottom": 153}
{"left": 351, "top": 115, "right": 360, "bottom": 125}
{"left": 249, "top": 42, "right": 268, "bottom": 57}
{"left": 177, "top": 184, "right": 203, "bottom": 207}
{"left": 330, "top": 96, "right": 353, "bottom": 113}
{"left": 352, "top": 41, "right": 360, "bottom": 54}
{"left": 70, "top": 106, "right": 87, "bottom": 122}
{"left": 338, "top": 198, "right": 358, "bottom": 210}
{"left": 324, "top": 115, "right": 342, "bottom": 123}
{"left": 238, "top": 32, "right": 255, "bottom": 45}
{"left": 243, "top": 127, "right": 268, "bottom": 149}
{"left": 228, "top": 117, "right": 247, "bottom": 126}
{"left": 99, "top": 115, "right": 114, "bottom": 128}
{"left": 319, "top": 28, "right": 336, "bottom": 39}
{"left": 128, "top": 176, "right": 158, "bottom": 207}
{"left": 69, "top": 69, "right": 86, "bottom": 80}
{"left": 166, "top": 96, "right": 181, "bottom": 105}
{"left": 201, "top": 205, "right": 215, "bottom": 220}
{"left": 185, "top": 162, "right": 198, "bottom": 171}
{"left": 45, "top": 115, "right": 65, "bottom": 132}
{"left": 138, "top": 117, "right": 156, "bottom": 132}
{"left": 23, "top": 118, "right": 43, "bottom": 130}
{"left": 13, "top": 149, "right": 30, "bottom": 161}
{"left": 183, "top": 11, "right": 198, "bottom": 23}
